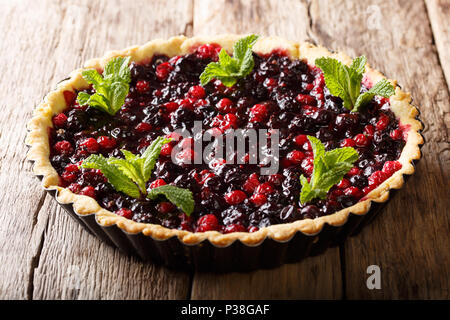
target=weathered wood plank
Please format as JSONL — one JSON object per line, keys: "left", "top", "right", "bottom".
{"left": 425, "top": 0, "right": 450, "bottom": 92}
{"left": 190, "top": 0, "right": 343, "bottom": 300}
{"left": 0, "top": 0, "right": 193, "bottom": 299}
{"left": 309, "top": 0, "right": 450, "bottom": 299}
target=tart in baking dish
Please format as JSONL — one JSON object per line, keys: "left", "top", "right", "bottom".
{"left": 26, "top": 34, "right": 423, "bottom": 270}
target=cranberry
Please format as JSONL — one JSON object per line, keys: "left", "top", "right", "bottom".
{"left": 382, "top": 161, "right": 402, "bottom": 176}
{"left": 337, "top": 178, "right": 351, "bottom": 189}
{"left": 340, "top": 138, "right": 356, "bottom": 147}
{"left": 61, "top": 171, "right": 77, "bottom": 183}
{"left": 135, "top": 122, "right": 152, "bottom": 133}
{"left": 149, "top": 179, "right": 166, "bottom": 189}
{"left": 196, "top": 214, "right": 220, "bottom": 232}
{"left": 343, "top": 186, "right": 363, "bottom": 198}
{"left": 116, "top": 208, "right": 133, "bottom": 219}
{"left": 347, "top": 167, "right": 361, "bottom": 176}
{"left": 368, "top": 171, "right": 388, "bottom": 186}
{"left": 376, "top": 114, "right": 390, "bottom": 131}
{"left": 255, "top": 182, "right": 274, "bottom": 195}
{"left": 53, "top": 113, "right": 68, "bottom": 128}
{"left": 286, "top": 150, "right": 305, "bottom": 165}
{"left": 63, "top": 90, "right": 76, "bottom": 105}
{"left": 136, "top": 80, "right": 150, "bottom": 93}
{"left": 158, "top": 202, "right": 175, "bottom": 214}
{"left": 68, "top": 183, "right": 81, "bottom": 194}
{"left": 293, "top": 134, "right": 308, "bottom": 146}
{"left": 249, "top": 104, "right": 268, "bottom": 122}
{"left": 301, "top": 157, "right": 314, "bottom": 175}
{"left": 216, "top": 98, "right": 235, "bottom": 113}
{"left": 354, "top": 134, "right": 370, "bottom": 147}
{"left": 250, "top": 193, "right": 267, "bottom": 206}
{"left": 224, "top": 190, "right": 247, "bottom": 205}
{"left": 243, "top": 173, "right": 260, "bottom": 193}
{"left": 264, "top": 78, "right": 278, "bottom": 89}
{"left": 54, "top": 141, "right": 73, "bottom": 155}
{"left": 79, "top": 186, "right": 96, "bottom": 198}
{"left": 295, "top": 93, "right": 315, "bottom": 105}
{"left": 268, "top": 174, "right": 284, "bottom": 186}
{"left": 187, "top": 85, "right": 206, "bottom": 99}
{"left": 223, "top": 224, "right": 246, "bottom": 233}
{"left": 196, "top": 43, "right": 221, "bottom": 60}
{"left": 248, "top": 226, "right": 259, "bottom": 232}
{"left": 364, "top": 124, "right": 375, "bottom": 137}
{"left": 160, "top": 143, "right": 173, "bottom": 157}
{"left": 163, "top": 102, "right": 179, "bottom": 112}
{"left": 65, "top": 164, "right": 79, "bottom": 173}
{"left": 390, "top": 129, "right": 403, "bottom": 140}
{"left": 97, "top": 136, "right": 116, "bottom": 149}
{"left": 80, "top": 138, "right": 99, "bottom": 153}
{"left": 155, "top": 62, "right": 173, "bottom": 81}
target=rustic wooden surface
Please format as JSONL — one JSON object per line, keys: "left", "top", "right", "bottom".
{"left": 0, "top": 0, "right": 448, "bottom": 300}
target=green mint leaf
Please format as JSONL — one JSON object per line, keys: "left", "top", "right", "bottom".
{"left": 315, "top": 55, "right": 395, "bottom": 111}
{"left": 109, "top": 156, "right": 146, "bottom": 194}
{"left": 141, "top": 136, "right": 172, "bottom": 181}
{"left": 353, "top": 78, "right": 395, "bottom": 112}
{"left": 199, "top": 34, "right": 259, "bottom": 87}
{"left": 77, "top": 56, "right": 131, "bottom": 115}
{"left": 147, "top": 185, "right": 194, "bottom": 216}
{"left": 299, "top": 136, "right": 359, "bottom": 204}
{"left": 350, "top": 55, "right": 367, "bottom": 75}
{"left": 81, "top": 154, "right": 141, "bottom": 198}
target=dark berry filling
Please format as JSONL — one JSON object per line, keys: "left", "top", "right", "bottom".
{"left": 49, "top": 44, "right": 406, "bottom": 233}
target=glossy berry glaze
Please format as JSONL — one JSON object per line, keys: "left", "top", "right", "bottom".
{"left": 49, "top": 44, "right": 406, "bottom": 233}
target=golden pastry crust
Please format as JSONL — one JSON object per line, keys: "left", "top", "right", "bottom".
{"left": 26, "top": 35, "right": 424, "bottom": 247}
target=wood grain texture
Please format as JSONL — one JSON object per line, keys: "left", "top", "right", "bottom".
{"left": 0, "top": 0, "right": 193, "bottom": 299}
{"left": 190, "top": 0, "right": 343, "bottom": 300}
{"left": 309, "top": 0, "right": 450, "bottom": 299}
{"left": 425, "top": 0, "right": 450, "bottom": 92}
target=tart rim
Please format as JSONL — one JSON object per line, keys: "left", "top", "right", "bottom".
{"left": 26, "top": 34, "right": 424, "bottom": 247}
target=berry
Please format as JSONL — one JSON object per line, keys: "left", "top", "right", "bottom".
{"left": 340, "top": 138, "right": 356, "bottom": 147}
{"left": 97, "top": 136, "right": 116, "bottom": 149}
{"left": 368, "top": 171, "right": 388, "bottom": 186}
{"left": 337, "top": 178, "right": 351, "bottom": 189}
{"left": 249, "top": 104, "right": 268, "bottom": 122}
{"left": 364, "top": 124, "right": 375, "bottom": 137}
{"left": 286, "top": 150, "right": 305, "bottom": 165}
{"left": 65, "top": 164, "right": 79, "bottom": 173}
{"left": 216, "top": 98, "right": 235, "bottom": 113}
{"left": 376, "top": 114, "right": 390, "bottom": 131}
{"left": 250, "top": 193, "right": 267, "bottom": 206}
{"left": 243, "top": 173, "right": 260, "bottom": 193}
{"left": 343, "top": 186, "right": 363, "bottom": 198}
{"left": 53, "top": 113, "right": 68, "bottom": 128}
{"left": 68, "top": 183, "right": 82, "bottom": 194}
{"left": 293, "top": 134, "right": 308, "bottom": 146}
{"left": 116, "top": 208, "right": 133, "bottom": 219}
{"left": 155, "top": 62, "right": 173, "bottom": 81}
{"left": 382, "top": 161, "right": 402, "bottom": 176}
{"left": 80, "top": 138, "right": 99, "bottom": 153}
{"left": 295, "top": 93, "right": 315, "bottom": 105}
{"left": 63, "top": 90, "right": 76, "bottom": 105}
{"left": 160, "top": 143, "right": 173, "bottom": 157}
{"left": 158, "top": 202, "right": 175, "bottom": 214}
{"left": 163, "top": 102, "right": 179, "bottom": 112}
{"left": 255, "top": 182, "right": 274, "bottom": 195}
{"left": 187, "top": 85, "right": 205, "bottom": 99}
{"left": 248, "top": 226, "right": 259, "bottom": 233}
{"left": 61, "top": 171, "right": 77, "bottom": 183}
{"left": 54, "top": 140, "right": 73, "bottom": 155}
{"left": 223, "top": 224, "right": 246, "bottom": 233}
{"left": 196, "top": 214, "right": 220, "bottom": 232}
{"left": 390, "top": 129, "right": 403, "bottom": 140}
{"left": 149, "top": 179, "right": 166, "bottom": 189}
{"left": 196, "top": 43, "right": 221, "bottom": 60}
{"left": 135, "top": 122, "right": 152, "bottom": 133}
{"left": 136, "top": 80, "right": 150, "bottom": 93}
{"left": 268, "top": 174, "right": 284, "bottom": 186}
{"left": 347, "top": 167, "right": 361, "bottom": 176}
{"left": 224, "top": 190, "right": 247, "bottom": 205}
{"left": 301, "top": 157, "right": 314, "bottom": 175}
{"left": 354, "top": 134, "right": 370, "bottom": 147}
{"left": 79, "top": 186, "right": 96, "bottom": 198}
{"left": 264, "top": 78, "right": 278, "bottom": 89}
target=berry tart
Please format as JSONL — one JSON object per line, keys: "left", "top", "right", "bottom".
{"left": 26, "top": 35, "right": 424, "bottom": 271}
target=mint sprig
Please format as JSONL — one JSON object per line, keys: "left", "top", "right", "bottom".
{"left": 315, "top": 56, "right": 395, "bottom": 112}
{"left": 79, "top": 137, "right": 194, "bottom": 215}
{"left": 148, "top": 185, "right": 194, "bottom": 216}
{"left": 200, "top": 34, "right": 259, "bottom": 87}
{"left": 299, "top": 136, "right": 359, "bottom": 204}
{"left": 77, "top": 56, "right": 131, "bottom": 115}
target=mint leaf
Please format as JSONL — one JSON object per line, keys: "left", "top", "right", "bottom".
{"left": 199, "top": 34, "right": 259, "bottom": 87}
{"left": 299, "top": 136, "right": 359, "bottom": 204}
{"left": 141, "top": 136, "right": 172, "bottom": 181}
{"left": 77, "top": 56, "right": 131, "bottom": 115}
{"left": 147, "top": 185, "right": 194, "bottom": 216}
{"left": 81, "top": 154, "right": 141, "bottom": 198}
{"left": 109, "top": 156, "right": 146, "bottom": 194}
{"left": 315, "top": 56, "right": 394, "bottom": 111}
{"left": 353, "top": 78, "right": 395, "bottom": 112}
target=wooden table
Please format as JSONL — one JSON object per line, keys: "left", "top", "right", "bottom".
{"left": 0, "top": 0, "right": 448, "bottom": 299}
